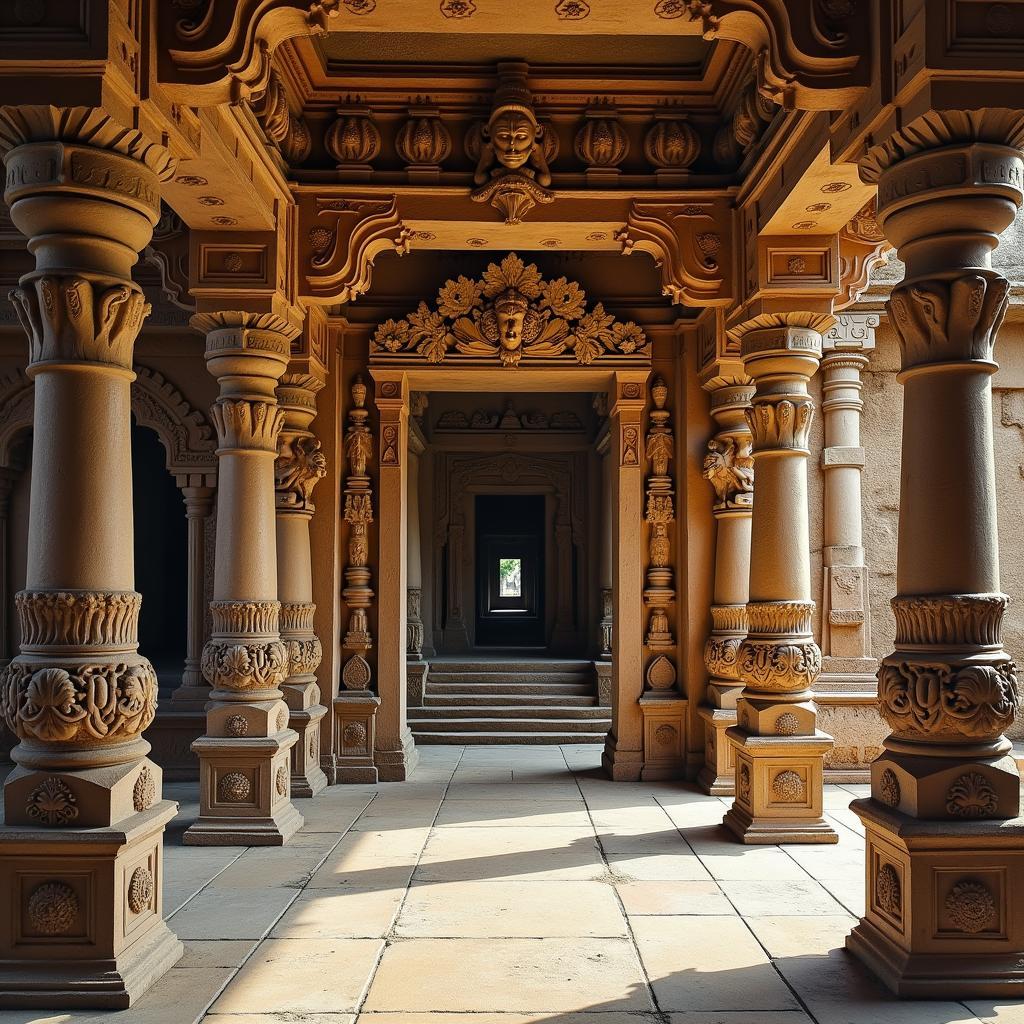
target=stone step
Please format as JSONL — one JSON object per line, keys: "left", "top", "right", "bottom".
{"left": 408, "top": 716, "right": 609, "bottom": 734}
{"left": 412, "top": 730, "right": 608, "bottom": 745}
{"left": 410, "top": 704, "right": 609, "bottom": 720}
{"left": 428, "top": 671, "right": 594, "bottom": 685}
{"left": 427, "top": 659, "right": 593, "bottom": 674}
{"left": 429, "top": 681, "right": 594, "bottom": 696}
{"left": 423, "top": 693, "right": 598, "bottom": 707}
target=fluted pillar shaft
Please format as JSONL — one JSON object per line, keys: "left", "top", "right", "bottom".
{"left": 0, "top": 106, "right": 182, "bottom": 1007}
{"left": 723, "top": 321, "right": 837, "bottom": 844}
{"left": 184, "top": 313, "right": 303, "bottom": 846}
{"left": 275, "top": 373, "right": 328, "bottom": 798}
{"left": 847, "top": 133, "right": 1024, "bottom": 997}
{"left": 698, "top": 382, "right": 754, "bottom": 795}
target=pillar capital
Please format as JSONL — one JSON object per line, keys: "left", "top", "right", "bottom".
{"left": 822, "top": 312, "right": 878, "bottom": 354}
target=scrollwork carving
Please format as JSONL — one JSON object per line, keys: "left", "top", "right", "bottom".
{"left": 738, "top": 638, "right": 822, "bottom": 693}
{"left": 201, "top": 638, "right": 288, "bottom": 692}
{"left": 1, "top": 659, "right": 157, "bottom": 745}
{"left": 877, "top": 657, "right": 1018, "bottom": 740}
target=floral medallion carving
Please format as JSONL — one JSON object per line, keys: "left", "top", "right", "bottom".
{"left": 945, "top": 772, "right": 998, "bottom": 818}
{"left": 775, "top": 713, "right": 799, "bottom": 736}
{"left": 878, "top": 768, "right": 901, "bottom": 808}
{"left": 218, "top": 772, "right": 251, "bottom": 803}
{"left": 342, "top": 654, "right": 372, "bottom": 691}
{"left": 127, "top": 866, "right": 154, "bottom": 914}
{"left": 27, "top": 881, "right": 79, "bottom": 935}
{"left": 275, "top": 764, "right": 288, "bottom": 797}
{"left": 945, "top": 880, "right": 996, "bottom": 933}
{"left": 771, "top": 769, "right": 805, "bottom": 803}
{"left": 133, "top": 767, "right": 156, "bottom": 812}
{"left": 372, "top": 254, "right": 648, "bottom": 368}
{"left": 343, "top": 721, "right": 367, "bottom": 748}
{"left": 875, "top": 864, "right": 901, "bottom": 918}
{"left": 25, "top": 776, "right": 78, "bottom": 826}
{"left": 225, "top": 714, "right": 249, "bottom": 737}
{"left": 654, "top": 723, "right": 677, "bottom": 746}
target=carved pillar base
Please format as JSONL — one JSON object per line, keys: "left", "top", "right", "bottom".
{"left": 334, "top": 694, "right": 380, "bottom": 784}
{"left": 722, "top": 730, "right": 838, "bottom": 844}
{"left": 595, "top": 661, "right": 612, "bottom": 707}
{"left": 0, "top": 800, "right": 182, "bottom": 1009}
{"left": 697, "top": 705, "right": 736, "bottom": 796}
{"left": 847, "top": 800, "right": 1024, "bottom": 997}
{"left": 639, "top": 694, "right": 688, "bottom": 781}
{"left": 284, "top": 694, "right": 328, "bottom": 800}
{"left": 407, "top": 661, "right": 428, "bottom": 709}
{"left": 187, "top": 725, "right": 302, "bottom": 846}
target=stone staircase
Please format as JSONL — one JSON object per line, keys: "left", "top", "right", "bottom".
{"left": 409, "top": 658, "right": 610, "bottom": 745}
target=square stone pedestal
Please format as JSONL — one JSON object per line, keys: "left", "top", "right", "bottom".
{"left": 283, "top": 683, "right": 328, "bottom": 799}
{"left": 640, "top": 693, "right": 688, "bottom": 781}
{"left": 0, "top": 801, "right": 183, "bottom": 1008}
{"left": 847, "top": 798, "right": 1024, "bottom": 997}
{"left": 723, "top": 729, "right": 838, "bottom": 844}
{"left": 407, "top": 661, "right": 428, "bottom": 707}
{"left": 184, "top": 732, "right": 303, "bottom": 846}
{"left": 334, "top": 693, "right": 381, "bottom": 783}
{"left": 697, "top": 704, "right": 736, "bottom": 795}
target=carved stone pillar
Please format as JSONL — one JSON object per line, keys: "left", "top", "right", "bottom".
{"left": 0, "top": 108, "right": 183, "bottom": 1006}
{"left": 171, "top": 486, "right": 216, "bottom": 705}
{"left": 723, "top": 318, "right": 837, "bottom": 844}
{"left": 372, "top": 371, "right": 418, "bottom": 781}
{"left": 818, "top": 314, "right": 877, "bottom": 687}
{"left": 602, "top": 372, "right": 647, "bottom": 782}
{"left": 698, "top": 382, "right": 754, "bottom": 796}
{"left": 184, "top": 313, "right": 303, "bottom": 846}
{"left": 275, "top": 374, "right": 329, "bottom": 799}
{"left": 595, "top": 421, "right": 613, "bottom": 706}
{"left": 846, "top": 130, "right": 1024, "bottom": 996}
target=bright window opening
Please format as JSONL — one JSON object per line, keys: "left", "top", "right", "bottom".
{"left": 498, "top": 557, "right": 522, "bottom": 597}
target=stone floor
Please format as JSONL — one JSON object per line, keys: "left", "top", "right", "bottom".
{"left": 4, "top": 744, "right": 1024, "bottom": 1024}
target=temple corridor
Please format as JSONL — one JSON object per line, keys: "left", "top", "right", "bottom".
{"left": 2, "top": 745, "right": 1015, "bottom": 1024}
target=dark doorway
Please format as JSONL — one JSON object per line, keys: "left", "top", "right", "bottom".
{"left": 474, "top": 494, "right": 545, "bottom": 648}
{"left": 131, "top": 420, "right": 188, "bottom": 687}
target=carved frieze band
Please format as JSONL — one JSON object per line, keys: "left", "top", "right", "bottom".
{"left": 210, "top": 600, "right": 280, "bottom": 636}
{"left": 892, "top": 593, "right": 1008, "bottom": 648}
{"left": 746, "top": 398, "right": 814, "bottom": 452}
{"left": 746, "top": 601, "right": 815, "bottom": 637}
{"left": 16, "top": 590, "right": 141, "bottom": 650}
{"left": 704, "top": 604, "right": 747, "bottom": 682}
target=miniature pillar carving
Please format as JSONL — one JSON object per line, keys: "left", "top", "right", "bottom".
{"left": 698, "top": 382, "right": 754, "bottom": 795}
{"left": 275, "top": 373, "right": 329, "bottom": 799}
{"left": 184, "top": 313, "right": 303, "bottom": 846}
{"left": 602, "top": 373, "right": 647, "bottom": 781}
{"left": 819, "top": 314, "right": 877, "bottom": 687}
{"left": 0, "top": 107, "right": 183, "bottom": 1006}
{"left": 846, "top": 127, "right": 1024, "bottom": 998}
{"left": 172, "top": 486, "right": 216, "bottom": 703}
{"left": 336, "top": 376, "right": 380, "bottom": 783}
{"left": 639, "top": 375, "right": 686, "bottom": 780}
{"left": 372, "top": 371, "right": 419, "bottom": 782}
{"left": 723, "top": 317, "right": 838, "bottom": 844}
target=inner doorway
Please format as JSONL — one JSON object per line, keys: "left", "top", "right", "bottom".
{"left": 474, "top": 494, "right": 545, "bottom": 648}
